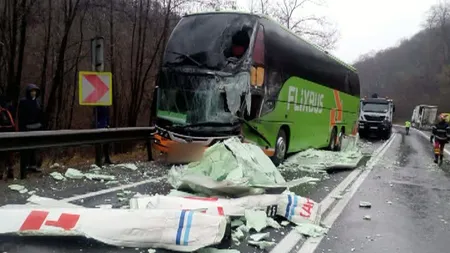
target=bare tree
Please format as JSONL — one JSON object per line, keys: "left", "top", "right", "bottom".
{"left": 270, "top": 0, "right": 339, "bottom": 49}
{"left": 424, "top": 0, "right": 450, "bottom": 63}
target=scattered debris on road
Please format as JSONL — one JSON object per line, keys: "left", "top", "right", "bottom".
{"left": 8, "top": 184, "right": 28, "bottom": 194}
{"left": 49, "top": 171, "right": 66, "bottom": 181}
{"left": 65, "top": 168, "right": 84, "bottom": 179}
{"left": 359, "top": 201, "right": 372, "bottom": 208}
{"left": 279, "top": 135, "right": 363, "bottom": 174}
{"left": 115, "top": 163, "right": 139, "bottom": 171}
{"left": 363, "top": 215, "right": 372, "bottom": 220}
{"left": 294, "top": 223, "right": 328, "bottom": 237}
{"left": 1, "top": 137, "right": 364, "bottom": 252}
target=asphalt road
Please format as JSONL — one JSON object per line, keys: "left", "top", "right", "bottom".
{"left": 312, "top": 126, "right": 450, "bottom": 253}
{"left": 0, "top": 137, "right": 384, "bottom": 253}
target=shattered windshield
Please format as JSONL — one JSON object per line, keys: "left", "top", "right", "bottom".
{"left": 157, "top": 71, "right": 251, "bottom": 127}
{"left": 163, "top": 13, "right": 257, "bottom": 70}
{"left": 362, "top": 102, "right": 389, "bottom": 113}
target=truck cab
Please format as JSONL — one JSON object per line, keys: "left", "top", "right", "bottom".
{"left": 358, "top": 96, "right": 395, "bottom": 139}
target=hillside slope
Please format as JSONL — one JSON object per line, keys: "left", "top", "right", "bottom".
{"left": 353, "top": 2, "right": 450, "bottom": 120}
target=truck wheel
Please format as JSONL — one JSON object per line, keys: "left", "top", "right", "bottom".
{"left": 358, "top": 131, "right": 366, "bottom": 139}
{"left": 382, "top": 129, "right": 391, "bottom": 140}
{"left": 328, "top": 128, "right": 338, "bottom": 151}
{"left": 272, "top": 129, "right": 287, "bottom": 166}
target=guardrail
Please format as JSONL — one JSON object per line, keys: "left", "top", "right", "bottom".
{"left": 0, "top": 127, "right": 156, "bottom": 179}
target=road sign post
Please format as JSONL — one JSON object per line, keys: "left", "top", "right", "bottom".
{"left": 89, "top": 36, "right": 108, "bottom": 166}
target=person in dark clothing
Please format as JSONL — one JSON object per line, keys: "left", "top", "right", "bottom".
{"left": 432, "top": 114, "right": 450, "bottom": 164}
{"left": 95, "top": 106, "right": 113, "bottom": 164}
{"left": 18, "top": 84, "right": 44, "bottom": 173}
{"left": 0, "top": 97, "right": 15, "bottom": 180}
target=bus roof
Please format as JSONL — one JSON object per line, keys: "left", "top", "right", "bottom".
{"left": 183, "top": 11, "right": 357, "bottom": 72}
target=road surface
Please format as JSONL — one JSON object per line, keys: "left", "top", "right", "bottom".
{"left": 1, "top": 126, "right": 448, "bottom": 253}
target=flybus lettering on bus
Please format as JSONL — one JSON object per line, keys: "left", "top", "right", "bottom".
{"left": 287, "top": 86, "right": 324, "bottom": 114}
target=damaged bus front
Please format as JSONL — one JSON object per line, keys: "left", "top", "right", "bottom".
{"left": 152, "top": 12, "right": 360, "bottom": 164}
{"left": 153, "top": 13, "right": 266, "bottom": 162}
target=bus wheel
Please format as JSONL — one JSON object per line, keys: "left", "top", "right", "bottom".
{"left": 334, "top": 129, "right": 344, "bottom": 152}
{"left": 273, "top": 129, "right": 287, "bottom": 166}
{"left": 328, "top": 127, "right": 338, "bottom": 151}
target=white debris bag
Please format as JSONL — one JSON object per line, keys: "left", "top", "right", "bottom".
{"left": 0, "top": 207, "right": 227, "bottom": 252}
{"left": 277, "top": 193, "right": 322, "bottom": 225}
{"left": 130, "top": 193, "right": 321, "bottom": 225}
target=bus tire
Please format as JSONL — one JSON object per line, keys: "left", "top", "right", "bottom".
{"left": 328, "top": 127, "right": 338, "bottom": 151}
{"left": 334, "top": 128, "right": 344, "bottom": 152}
{"left": 272, "top": 129, "right": 287, "bottom": 166}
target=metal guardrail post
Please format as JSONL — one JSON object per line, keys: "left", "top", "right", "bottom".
{"left": 20, "top": 151, "right": 27, "bottom": 180}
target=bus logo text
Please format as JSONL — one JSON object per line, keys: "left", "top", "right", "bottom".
{"left": 287, "top": 86, "right": 324, "bottom": 114}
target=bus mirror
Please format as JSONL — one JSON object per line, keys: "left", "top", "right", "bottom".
{"left": 251, "top": 66, "right": 264, "bottom": 86}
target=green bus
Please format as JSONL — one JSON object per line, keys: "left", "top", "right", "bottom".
{"left": 152, "top": 12, "right": 360, "bottom": 164}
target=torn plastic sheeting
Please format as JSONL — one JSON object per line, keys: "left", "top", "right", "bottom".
{"left": 0, "top": 207, "right": 227, "bottom": 252}
{"left": 130, "top": 193, "right": 321, "bottom": 225}
{"left": 168, "top": 137, "right": 315, "bottom": 197}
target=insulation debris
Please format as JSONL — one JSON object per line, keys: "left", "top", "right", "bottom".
{"left": 248, "top": 240, "right": 275, "bottom": 250}
{"left": 84, "top": 173, "right": 116, "bottom": 181}
{"left": 295, "top": 223, "right": 328, "bottom": 238}
{"left": 65, "top": 168, "right": 85, "bottom": 179}
{"left": 280, "top": 136, "right": 363, "bottom": 173}
{"left": 245, "top": 210, "right": 268, "bottom": 232}
{"left": 168, "top": 137, "right": 319, "bottom": 197}
{"left": 50, "top": 172, "right": 66, "bottom": 181}
{"left": 8, "top": 184, "right": 28, "bottom": 194}
{"left": 115, "top": 163, "right": 139, "bottom": 171}
{"left": 249, "top": 232, "right": 270, "bottom": 242}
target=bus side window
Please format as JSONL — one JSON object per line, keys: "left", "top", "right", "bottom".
{"left": 252, "top": 25, "right": 265, "bottom": 65}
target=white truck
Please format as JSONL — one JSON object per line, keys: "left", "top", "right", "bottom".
{"left": 411, "top": 105, "right": 438, "bottom": 130}
{"left": 358, "top": 96, "right": 395, "bottom": 139}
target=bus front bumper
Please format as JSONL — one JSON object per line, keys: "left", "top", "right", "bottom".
{"left": 152, "top": 133, "right": 275, "bottom": 163}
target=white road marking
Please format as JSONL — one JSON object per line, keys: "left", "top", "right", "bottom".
{"left": 270, "top": 134, "right": 397, "bottom": 253}
{"left": 60, "top": 176, "right": 166, "bottom": 202}
{"left": 297, "top": 133, "right": 397, "bottom": 253}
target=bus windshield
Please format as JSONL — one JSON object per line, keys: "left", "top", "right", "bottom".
{"left": 163, "top": 13, "right": 257, "bottom": 70}
{"left": 157, "top": 71, "right": 251, "bottom": 127}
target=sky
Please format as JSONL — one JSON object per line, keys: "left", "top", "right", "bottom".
{"left": 236, "top": 0, "right": 437, "bottom": 64}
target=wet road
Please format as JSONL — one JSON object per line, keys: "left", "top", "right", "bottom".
{"left": 0, "top": 137, "right": 384, "bottom": 253}
{"left": 312, "top": 126, "right": 450, "bottom": 253}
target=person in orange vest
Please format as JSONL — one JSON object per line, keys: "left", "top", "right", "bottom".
{"left": 432, "top": 114, "right": 450, "bottom": 164}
